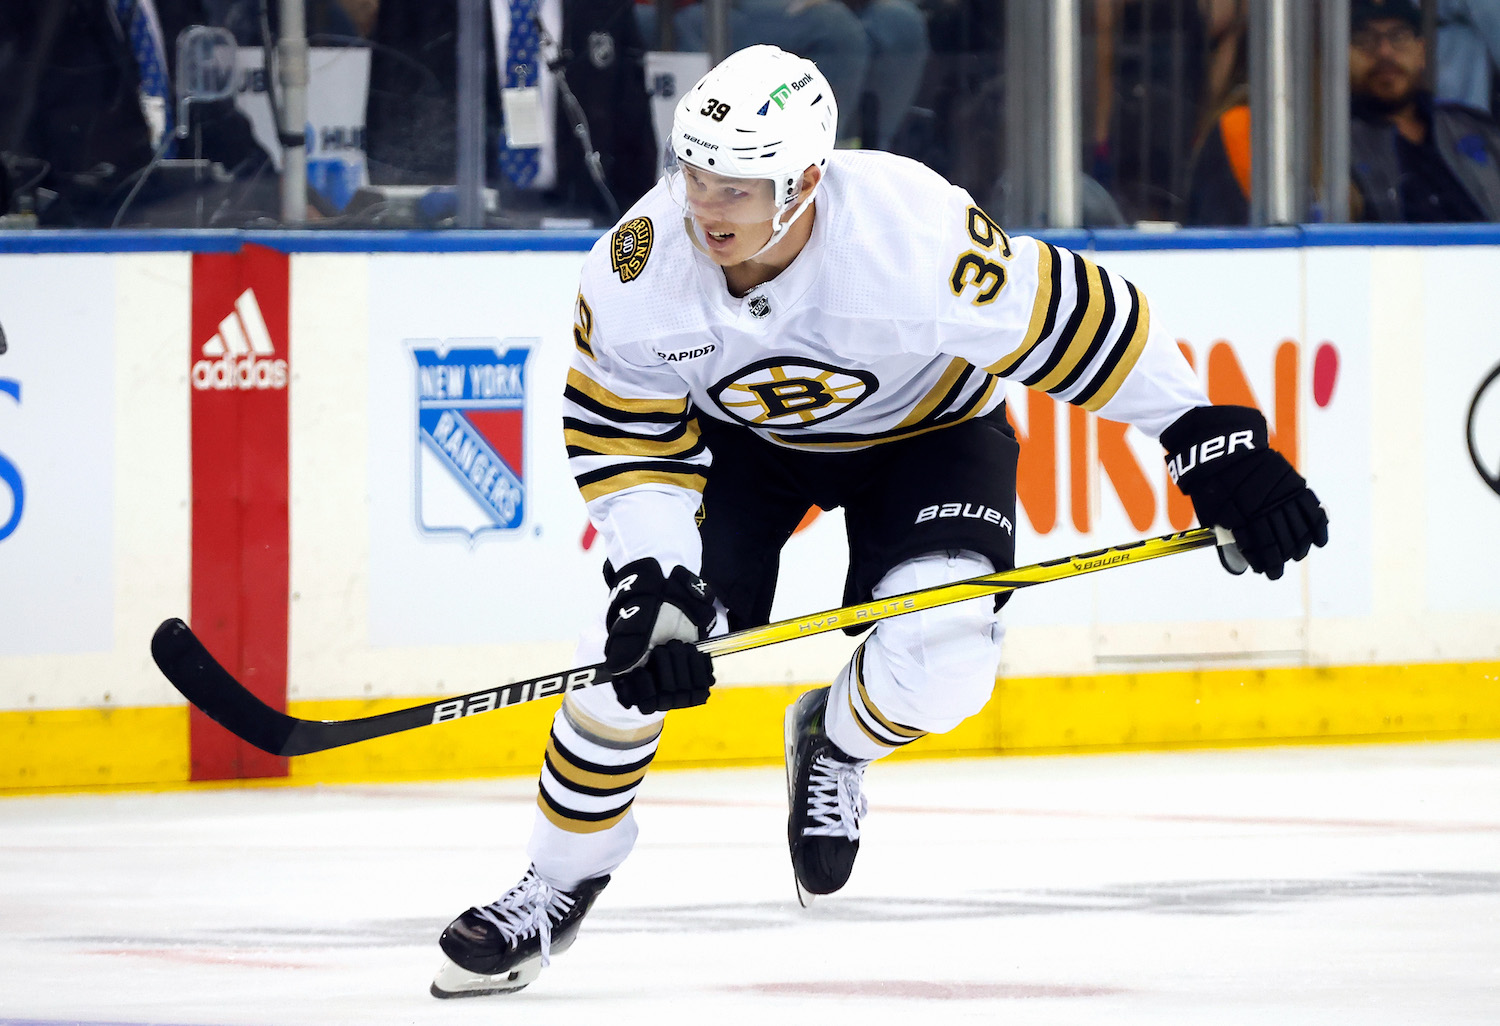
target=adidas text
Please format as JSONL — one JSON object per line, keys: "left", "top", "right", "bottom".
{"left": 1166, "top": 430, "right": 1256, "bottom": 483}
{"left": 192, "top": 355, "right": 289, "bottom": 391}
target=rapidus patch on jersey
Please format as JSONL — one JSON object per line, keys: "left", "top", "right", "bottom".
{"left": 412, "top": 343, "right": 532, "bottom": 540}
{"left": 711, "top": 357, "right": 877, "bottom": 428}
{"left": 611, "top": 217, "right": 653, "bottom": 283}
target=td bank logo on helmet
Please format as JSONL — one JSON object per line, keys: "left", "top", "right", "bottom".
{"left": 192, "top": 287, "right": 288, "bottom": 391}
{"left": 768, "top": 73, "right": 815, "bottom": 110}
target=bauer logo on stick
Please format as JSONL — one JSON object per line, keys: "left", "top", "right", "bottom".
{"left": 412, "top": 342, "right": 533, "bottom": 540}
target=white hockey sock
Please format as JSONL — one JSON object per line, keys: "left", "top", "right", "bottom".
{"left": 527, "top": 690, "right": 665, "bottom": 890}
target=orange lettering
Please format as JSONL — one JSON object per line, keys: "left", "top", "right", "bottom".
{"left": 1099, "top": 419, "right": 1155, "bottom": 531}
{"left": 1009, "top": 391, "right": 1057, "bottom": 534}
{"left": 1070, "top": 403, "right": 1089, "bottom": 533}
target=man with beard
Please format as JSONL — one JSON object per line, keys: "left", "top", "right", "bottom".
{"left": 1350, "top": 0, "right": 1500, "bottom": 221}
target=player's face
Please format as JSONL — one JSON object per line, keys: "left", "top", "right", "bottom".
{"left": 1349, "top": 17, "right": 1425, "bottom": 106}
{"left": 677, "top": 164, "right": 781, "bottom": 265}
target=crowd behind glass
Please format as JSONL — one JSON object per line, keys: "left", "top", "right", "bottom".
{"left": 3, "top": 0, "right": 1499, "bottom": 230}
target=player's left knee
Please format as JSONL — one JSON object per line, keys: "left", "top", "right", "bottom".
{"left": 861, "top": 553, "right": 1005, "bottom": 733}
{"left": 886, "top": 614, "right": 1004, "bottom": 731}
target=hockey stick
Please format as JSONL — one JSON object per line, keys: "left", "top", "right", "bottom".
{"left": 150, "top": 526, "right": 1225, "bottom": 757}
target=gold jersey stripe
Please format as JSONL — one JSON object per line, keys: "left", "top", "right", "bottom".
{"left": 566, "top": 367, "right": 688, "bottom": 416}
{"left": 564, "top": 420, "right": 702, "bottom": 459}
{"left": 1029, "top": 258, "right": 1107, "bottom": 394}
{"left": 536, "top": 793, "right": 632, "bottom": 834}
{"left": 894, "top": 357, "right": 970, "bottom": 430}
{"left": 545, "top": 737, "right": 652, "bottom": 791}
{"left": 984, "top": 241, "right": 1058, "bottom": 378}
{"left": 578, "top": 468, "right": 708, "bottom": 503}
{"left": 1080, "top": 290, "right": 1151, "bottom": 412}
{"left": 770, "top": 376, "right": 998, "bottom": 451}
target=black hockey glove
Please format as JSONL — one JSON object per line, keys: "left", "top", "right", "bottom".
{"left": 603, "top": 558, "right": 717, "bottom": 714}
{"left": 1161, "top": 405, "right": 1329, "bottom": 581}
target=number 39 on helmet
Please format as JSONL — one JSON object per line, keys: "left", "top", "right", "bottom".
{"left": 670, "top": 46, "right": 839, "bottom": 224}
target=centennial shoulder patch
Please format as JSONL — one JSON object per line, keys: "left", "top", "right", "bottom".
{"left": 611, "top": 217, "right": 653, "bottom": 283}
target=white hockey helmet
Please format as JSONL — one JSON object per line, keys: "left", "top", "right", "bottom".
{"left": 670, "top": 45, "right": 838, "bottom": 223}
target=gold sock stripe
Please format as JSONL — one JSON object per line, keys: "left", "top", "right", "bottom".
{"left": 537, "top": 788, "right": 633, "bottom": 834}
{"left": 845, "top": 649, "right": 926, "bottom": 749}
{"left": 544, "top": 733, "right": 655, "bottom": 791}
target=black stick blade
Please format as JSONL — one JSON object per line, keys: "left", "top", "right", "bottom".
{"left": 150, "top": 618, "right": 299, "bottom": 756}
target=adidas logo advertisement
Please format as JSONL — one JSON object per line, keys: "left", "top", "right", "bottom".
{"left": 192, "top": 288, "right": 288, "bottom": 391}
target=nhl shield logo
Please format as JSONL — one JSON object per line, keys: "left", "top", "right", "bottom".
{"left": 413, "top": 342, "right": 533, "bottom": 539}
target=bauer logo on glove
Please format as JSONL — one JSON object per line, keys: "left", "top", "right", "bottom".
{"left": 1160, "top": 405, "right": 1330, "bottom": 581}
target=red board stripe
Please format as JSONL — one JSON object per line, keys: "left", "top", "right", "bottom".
{"left": 189, "top": 245, "right": 290, "bottom": 780}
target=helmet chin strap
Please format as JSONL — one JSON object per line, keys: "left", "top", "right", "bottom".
{"left": 747, "top": 186, "right": 817, "bottom": 261}
{"left": 684, "top": 186, "right": 818, "bottom": 262}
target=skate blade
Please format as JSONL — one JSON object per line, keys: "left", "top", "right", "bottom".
{"left": 785, "top": 702, "right": 816, "bottom": 909}
{"left": 430, "top": 954, "right": 541, "bottom": 998}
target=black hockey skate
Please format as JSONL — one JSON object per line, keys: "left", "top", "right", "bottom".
{"left": 430, "top": 865, "right": 609, "bottom": 998}
{"left": 784, "top": 685, "right": 871, "bottom": 907}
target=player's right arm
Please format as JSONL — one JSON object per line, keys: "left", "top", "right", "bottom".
{"left": 564, "top": 290, "right": 710, "bottom": 578}
{"left": 565, "top": 288, "right": 718, "bottom": 712}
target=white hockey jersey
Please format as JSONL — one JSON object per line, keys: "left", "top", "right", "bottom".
{"left": 565, "top": 151, "right": 1208, "bottom": 574}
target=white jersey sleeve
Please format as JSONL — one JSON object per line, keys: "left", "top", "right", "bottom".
{"left": 933, "top": 197, "right": 1207, "bottom": 439}
{"left": 564, "top": 274, "right": 709, "bottom": 576}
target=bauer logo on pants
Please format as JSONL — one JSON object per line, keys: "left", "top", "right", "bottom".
{"left": 413, "top": 342, "right": 533, "bottom": 539}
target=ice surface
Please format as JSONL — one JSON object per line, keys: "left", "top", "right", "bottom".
{"left": 2, "top": 740, "right": 1498, "bottom": 1025}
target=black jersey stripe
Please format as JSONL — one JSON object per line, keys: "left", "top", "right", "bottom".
{"left": 1047, "top": 262, "right": 1119, "bottom": 397}
{"left": 767, "top": 386, "right": 1001, "bottom": 450}
{"left": 565, "top": 421, "right": 706, "bottom": 460}
{"left": 1022, "top": 251, "right": 1095, "bottom": 388}
{"left": 986, "top": 242, "right": 1063, "bottom": 378}
{"left": 565, "top": 384, "right": 692, "bottom": 427}
{"left": 1077, "top": 281, "right": 1152, "bottom": 411}
{"left": 575, "top": 465, "right": 708, "bottom": 502}
{"left": 562, "top": 416, "right": 695, "bottom": 443}
{"left": 894, "top": 358, "right": 971, "bottom": 429}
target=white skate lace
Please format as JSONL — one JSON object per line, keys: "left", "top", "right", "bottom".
{"left": 804, "top": 751, "right": 870, "bottom": 840}
{"left": 473, "top": 870, "right": 577, "bottom": 967}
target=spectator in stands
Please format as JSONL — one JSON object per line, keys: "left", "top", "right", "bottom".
{"left": 0, "top": 0, "right": 274, "bottom": 227}
{"left": 1349, "top": 0, "right": 1500, "bottom": 221}
{"left": 1434, "top": 0, "right": 1500, "bottom": 115}
{"left": 365, "top": 0, "right": 656, "bottom": 224}
{"left": 638, "top": 0, "right": 928, "bottom": 149}
{"left": 1185, "top": 0, "right": 1500, "bottom": 224}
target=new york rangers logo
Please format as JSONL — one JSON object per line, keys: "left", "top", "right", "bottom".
{"left": 413, "top": 343, "right": 533, "bottom": 539}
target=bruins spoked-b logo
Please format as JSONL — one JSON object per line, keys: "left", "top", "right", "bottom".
{"left": 611, "top": 216, "right": 653, "bottom": 283}
{"left": 711, "top": 357, "right": 877, "bottom": 428}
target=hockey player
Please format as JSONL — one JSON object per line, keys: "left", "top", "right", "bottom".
{"left": 430, "top": 45, "right": 1328, "bottom": 998}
